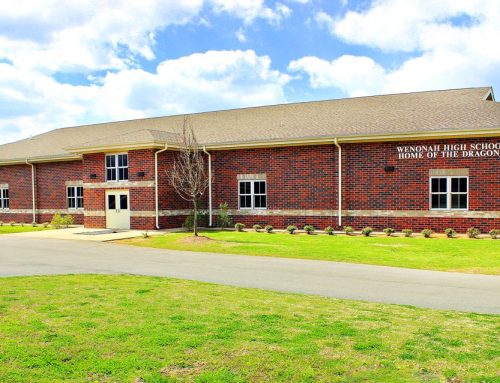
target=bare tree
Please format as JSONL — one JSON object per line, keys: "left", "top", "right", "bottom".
{"left": 169, "top": 117, "right": 209, "bottom": 236}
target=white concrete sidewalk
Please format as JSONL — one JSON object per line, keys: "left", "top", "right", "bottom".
{"left": 6, "top": 226, "right": 168, "bottom": 242}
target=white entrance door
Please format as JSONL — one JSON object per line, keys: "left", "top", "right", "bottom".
{"left": 106, "top": 190, "right": 130, "bottom": 229}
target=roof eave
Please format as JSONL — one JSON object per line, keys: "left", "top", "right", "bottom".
{"left": 203, "top": 128, "right": 500, "bottom": 150}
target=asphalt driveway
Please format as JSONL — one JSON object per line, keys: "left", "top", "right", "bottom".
{"left": 1, "top": 235, "right": 499, "bottom": 314}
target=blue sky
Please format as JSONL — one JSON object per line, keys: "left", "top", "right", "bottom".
{"left": 1, "top": 0, "right": 499, "bottom": 144}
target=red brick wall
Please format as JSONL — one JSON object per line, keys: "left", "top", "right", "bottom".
{"left": 343, "top": 138, "right": 499, "bottom": 211}
{"left": 210, "top": 139, "right": 499, "bottom": 232}
{"left": 0, "top": 161, "right": 84, "bottom": 224}
{"left": 212, "top": 145, "right": 337, "bottom": 211}
{"left": 0, "top": 164, "right": 32, "bottom": 223}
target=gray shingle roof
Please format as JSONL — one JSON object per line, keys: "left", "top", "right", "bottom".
{"left": 0, "top": 87, "right": 499, "bottom": 163}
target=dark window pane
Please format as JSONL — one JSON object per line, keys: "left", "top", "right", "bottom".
{"left": 432, "top": 194, "right": 447, "bottom": 209}
{"left": 255, "top": 195, "right": 266, "bottom": 208}
{"left": 452, "top": 194, "right": 467, "bottom": 209}
{"left": 240, "top": 182, "right": 250, "bottom": 195}
{"left": 118, "top": 168, "right": 125, "bottom": 180}
{"left": 431, "top": 178, "right": 438, "bottom": 192}
{"left": 108, "top": 195, "right": 116, "bottom": 209}
{"left": 77, "top": 187, "right": 83, "bottom": 197}
{"left": 431, "top": 194, "right": 439, "bottom": 209}
{"left": 451, "top": 178, "right": 458, "bottom": 192}
{"left": 122, "top": 168, "right": 128, "bottom": 180}
{"left": 439, "top": 178, "right": 447, "bottom": 192}
{"left": 107, "top": 169, "right": 116, "bottom": 181}
{"left": 118, "top": 154, "right": 128, "bottom": 167}
{"left": 4, "top": 199, "right": 8, "bottom": 209}
{"left": 255, "top": 181, "right": 266, "bottom": 194}
{"left": 460, "top": 178, "right": 467, "bottom": 192}
{"left": 77, "top": 197, "right": 84, "bottom": 209}
{"left": 68, "top": 197, "right": 75, "bottom": 209}
{"left": 439, "top": 194, "right": 447, "bottom": 208}
{"left": 67, "top": 187, "right": 74, "bottom": 197}
{"left": 106, "top": 155, "right": 115, "bottom": 168}
{"left": 240, "top": 195, "right": 251, "bottom": 208}
{"left": 120, "top": 195, "right": 128, "bottom": 210}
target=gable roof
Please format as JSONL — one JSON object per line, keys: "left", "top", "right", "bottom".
{"left": 0, "top": 87, "right": 499, "bottom": 163}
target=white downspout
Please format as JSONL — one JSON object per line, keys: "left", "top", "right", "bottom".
{"left": 155, "top": 144, "right": 168, "bottom": 229}
{"left": 25, "top": 159, "right": 36, "bottom": 223}
{"left": 333, "top": 138, "right": 342, "bottom": 227}
{"left": 202, "top": 146, "right": 213, "bottom": 227}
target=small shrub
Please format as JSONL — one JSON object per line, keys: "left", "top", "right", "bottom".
{"left": 489, "top": 229, "right": 499, "bottom": 239}
{"left": 252, "top": 224, "right": 262, "bottom": 232}
{"left": 234, "top": 223, "right": 245, "bottom": 232}
{"left": 466, "top": 227, "right": 481, "bottom": 239}
{"left": 31, "top": 222, "right": 37, "bottom": 227}
{"left": 20, "top": 222, "right": 25, "bottom": 227}
{"left": 303, "top": 225, "right": 315, "bottom": 234}
{"left": 361, "top": 227, "right": 373, "bottom": 237}
{"left": 444, "top": 228, "right": 456, "bottom": 238}
{"left": 324, "top": 226, "right": 334, "bottom": 235}
{"left": 50, "top": 214, "right": 64, "bottom": 229}
{"left": 402, "top": 229, "right": 413, "bottom": 237}
{"left": 383, "top": 228, "right": 395, "bottom": 237}
{"left": 142, "top": 231, "right": 149, "bottom": 239}
{"left": 183, "top": 211, "right": 206, "bottom": 231}
{"left": 62, "top": 215, "right": 74, "bottom": 227}
{"left": 344, "top": 226, "right": 354, "bottom": 235}
{"left": 264, "top": 225, "right": 273, "bottom": 233}
{"left": 42, "top": 222, "right": 49, "bottom": 228}
{"left": 9, "top": 221, "right": 16, "bottom": 226}
{"left": 286, "top": 225, "right": 298, "bottom": 234}
{"left": 421, "top": 229, "right": 433, "bottom": 238}
{"left": 218, "top": 202, "right": 232, "bottom": 229}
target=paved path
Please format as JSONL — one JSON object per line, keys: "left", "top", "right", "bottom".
{"left": 1, "top": 235, "right": 499, "bottom": 314}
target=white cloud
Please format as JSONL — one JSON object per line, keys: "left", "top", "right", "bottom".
{"left": 236, "top": 28, "right": 247, "bottom": 42}
{"left": 289, "top": 55, "right": 386, "bottom": 97}
{"left": 0, "top": 1, "right": 205, "bottom": 73}
{"left": 297, "top": 0, "right": 500, "bottom": 96}
{"left": 209, "top": 0, "right": 292, "bottom": 25}
{"left": 0, "top": 50, "right": 290, "bottom": 144}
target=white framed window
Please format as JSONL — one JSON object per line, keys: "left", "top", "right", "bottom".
{"left": 106, "top": 153, "right": 128, "bottom": 181}
{"left": 430, "top": 176, "right": 468, "bottom": 210}
{"left": 67, "top": 186, "right": 84, "bottom": 209}
{"left": 238, "top": 180, "right": 267, "bottom": 209}
{"left": 0, "top": 188, "right": 9, "bottom": 209}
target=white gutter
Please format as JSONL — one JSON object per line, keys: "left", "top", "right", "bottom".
{"left": 333, "top": 138, "right": 342, "bottom": 227}
{"left": 155, "top": 144, "right": 168, "bottom": 229}
{"left": 25, "top": 159, "right": 36, "bottom": 223}
{"left": 202, "top": 146, "right": 213, "bottom": 227}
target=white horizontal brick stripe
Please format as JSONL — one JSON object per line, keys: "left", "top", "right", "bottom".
{"left": 346, "top": 209, "right": 500, "bottom": 219}
{"left": 65, "top": 180, "right": 83, "bottom": 187}
{"left": 83, "top": 181, "right": 154, "bottom": 189}
{"left": 83, "top": 211, "right": 105, "bottom": 217}
{"left": 429, "top": 168, "right": 469, "bottom": 176}
{"left": 0, "top": 183, "right": 8, "bottom": 188}
{"left": 0, "top": 209, "right": 83, "bottom": 215}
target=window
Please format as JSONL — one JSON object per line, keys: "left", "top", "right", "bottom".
{"left": 106, "top": 154, "right": 128, "bottom": 181}
{"left": 67, "top": 186, "right": 84, "bottom": 209}
{"left": 238, "top": 180, "right": 266, "bottom": 209}
{"left": 0, "top": 188, "right": 9, "bottom": 209}
{"left": 430, "top": 177, "right": 468, "bottom": 210}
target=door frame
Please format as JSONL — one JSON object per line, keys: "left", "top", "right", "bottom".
{"left": 105, "top": 189, "right": 131, "bottom": 229}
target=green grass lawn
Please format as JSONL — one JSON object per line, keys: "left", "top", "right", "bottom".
{"left": 0, "top": 225, "right": 52, "bottom": 234}
{"left": 0, "top": 275, "right": 498, "bottom": 383}
{"left": 121, "top": 231, "right": 500, "bottom": 275}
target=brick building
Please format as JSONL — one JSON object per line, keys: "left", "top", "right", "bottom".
{"left": 0, "top": 87, "right": 499, "bottom": 232}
